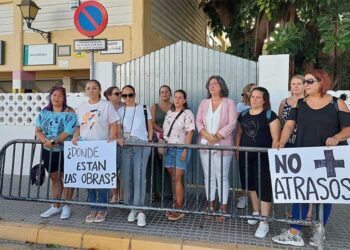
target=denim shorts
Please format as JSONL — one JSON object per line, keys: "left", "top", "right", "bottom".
{"left": 164, "top": 148, "right": 191, "bottom": 171}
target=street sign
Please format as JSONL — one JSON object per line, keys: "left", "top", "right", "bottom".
{"left": 74, "top": 39, "right": 107, "bottom": 51}
{"left": 74, "top": 1, "right": 108, "bottom": 37}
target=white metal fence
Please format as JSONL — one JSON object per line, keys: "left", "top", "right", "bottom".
{"left": 115, "top": 40, "right": 257, "bottom": 114}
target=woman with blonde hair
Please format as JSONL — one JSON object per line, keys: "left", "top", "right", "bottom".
{"left": 278, "top": 75, "right": 304, "bottom": 146}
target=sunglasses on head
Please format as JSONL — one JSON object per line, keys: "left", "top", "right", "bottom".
{"left": 302, "top": 79, "right": 319, "bottom": 85}
{"left": 112, "top": 92, "right": 121, "bottom": 96}
{"left": 121, "top": 93, "right": 135, "bottom": 99}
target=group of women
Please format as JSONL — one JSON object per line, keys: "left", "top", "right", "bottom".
{"left": 35, "top": 69, "right": 350, "bottom": 247}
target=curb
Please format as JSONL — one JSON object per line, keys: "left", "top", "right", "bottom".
{"left": 0, "top": 221, "right": 271, "bottom": 250}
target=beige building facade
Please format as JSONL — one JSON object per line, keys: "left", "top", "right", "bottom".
{"left": 0, "top": 0, "right": 207, "bottom": 92}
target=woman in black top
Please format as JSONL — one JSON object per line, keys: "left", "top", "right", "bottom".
{"left": 236, "top": 87, "right": 280, "bottom": 239}
{"left": 272, "top": 69, "right": 350, "bottom": 247}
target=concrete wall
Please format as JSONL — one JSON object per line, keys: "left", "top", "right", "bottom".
{"left": 258, "top": 54, "right": 290, "bottom": 113}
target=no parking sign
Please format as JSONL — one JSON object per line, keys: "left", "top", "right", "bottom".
{"left": 74, "top": 1, "right": 108, "bottom": 37}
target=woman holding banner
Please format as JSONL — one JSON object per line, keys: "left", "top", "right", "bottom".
{"left": 272, "top": 69, "right": 350, "bottom": 247}
{"left": 35, "top": 86, "right": 77, "bottom": 220}
{"left": 73, "top": 80, "right": 120, "bottom": 223}
{"left": 117, "top": 85, "right": 153, "bottom": 227}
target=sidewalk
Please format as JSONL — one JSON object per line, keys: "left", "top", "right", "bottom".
{"left": 1, "top": 195, "right": 349, "bottom": 249}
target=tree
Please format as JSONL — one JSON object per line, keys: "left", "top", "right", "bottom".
{"left": 202, "top": 0, "right": 350, "bottom": 89}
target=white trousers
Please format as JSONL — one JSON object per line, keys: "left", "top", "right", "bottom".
{"left": 199, "top": 152, "right": 232, "bottom": 205}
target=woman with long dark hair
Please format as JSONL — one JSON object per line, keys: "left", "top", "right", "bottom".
{"left": 149, "top": 85, "right": 173, "bottom": 200}
{"left": 35, "top": 86, "right": 77, "bottom": 219}
{"left": 162, "top": 89, "right": 195, "bottom": 220}
{"left": 117, "top": 85, "right": 153, "bottom": 227}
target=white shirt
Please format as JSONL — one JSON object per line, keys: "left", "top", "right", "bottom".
{"left": 201, "top": 101, "right": 221, "bottom": 145}
{"left": 77, "top": 100, "right": 120, "bottom": 141}
{"left": 117, "top": 104, "right": 152, "bottom": 141}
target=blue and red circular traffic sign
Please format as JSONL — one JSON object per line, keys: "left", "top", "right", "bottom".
{"left": 74, "top": 1, "right": 108, "bottom": 37}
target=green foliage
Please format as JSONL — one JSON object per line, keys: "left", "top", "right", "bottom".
{"left": 266, "top": 23, "right": 303, "bottom": 56}
{"left": 257, "top": 0, "right": 283, "bottom": 20}
{"left": 202, "top": 0, "right": 350, "bottom": 76}
{"left": 318, "top": 11, "right": 350, "bottom": 53}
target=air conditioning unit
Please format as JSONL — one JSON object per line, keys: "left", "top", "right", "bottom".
{"left": 70, "top": 0, "right": 80, "bottom": 9}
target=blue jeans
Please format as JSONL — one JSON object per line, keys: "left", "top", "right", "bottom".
{"left": 291, "top": 203, "right": 332, "bottom": 231}
{"left": 87, "top": 189, "right": 109, "bottom": 211}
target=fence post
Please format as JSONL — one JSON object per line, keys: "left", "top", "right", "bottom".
{"left": 318, "top": 204, "right": 324, "bottom": 250}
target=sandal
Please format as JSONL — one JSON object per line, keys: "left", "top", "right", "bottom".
{"left": 168, "top": 212, "right": 185, "bottom": 221}
{"left": 85, "top": 211, "right": 97, "bottom": 223}
{"left": 94, "top": 211, "right": 107, "bottom": 223}
{"left": 204, "top": 206, "right": 215, "bottom": 220}
{"left": 110, "top": 195, "right": 118, "bottom": 204}
{"left": 216, "top": 209, "right": 228, "bottom": 222}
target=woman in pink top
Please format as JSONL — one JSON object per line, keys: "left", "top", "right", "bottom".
{"left": 196, "top": 75, "right": 237, "bottom": 217}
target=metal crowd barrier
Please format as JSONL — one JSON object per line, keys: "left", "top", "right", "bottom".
{"left": 0, "top": 139, "right": 324, "bottom": 246}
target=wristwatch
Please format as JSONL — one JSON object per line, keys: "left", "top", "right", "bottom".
{"left": 50, "top": 140, "right": 56, "bottom": 146}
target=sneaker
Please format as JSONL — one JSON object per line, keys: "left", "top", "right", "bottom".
{"left": 247, "top": 212, "right": 260, "bottom": 225}
{"left": 85, "top": 211, "right": 97, "bottom": 223}
{"left": 255, "top": 221, "right": 269, "bottom": 238}
{"left": 40, "top": 205, "right": 62, "bottom": 218}
{"left": 127, "top": 210, "right": 138, "bottom": 222}
{"left": 237, "top": 196, "right": 247, "bottom": 209}
{"left": 309, "top": 223, "right": 325, "bottom": 247}
{"left": 137, "top": 212, "right": 146, "bottom": 227}
{"left": 168, "top": 212, "right": 185, "bottom": 221}
{"left": 60, "top": 205, "right": 71, "bottom": 220}
{"left": 94, "top": 211, "right": 107, "bottom": 223}
{"left": 272, "top": 228, "right": 305, "bottom": 247}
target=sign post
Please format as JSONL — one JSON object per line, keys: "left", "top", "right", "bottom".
{"left": 74, "top": 1, "right": 108, "bottom": 80}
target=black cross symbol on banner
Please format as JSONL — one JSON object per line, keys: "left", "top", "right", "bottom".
{"left": 314, "top": 150, "right": 345, "bottom": 178}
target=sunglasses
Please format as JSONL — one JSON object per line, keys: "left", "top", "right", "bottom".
{"left": 302, "top": 79, "right": 319, "bottom": 85}
{"left": 112, "top": 92, "right": 121, "bottom": 96}
{"left": 121, "top": 93, "right": 135, "bottom": 99}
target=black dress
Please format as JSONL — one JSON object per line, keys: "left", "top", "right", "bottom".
{"left": 238, "top": 109, "right": 278, "bottom": 202}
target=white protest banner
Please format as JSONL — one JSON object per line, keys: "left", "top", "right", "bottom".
{"left": 268, "top": 146, "right": 350, "bottom": 204}
{"left": 64, "top": 140, "right": 117, "bottom": 188}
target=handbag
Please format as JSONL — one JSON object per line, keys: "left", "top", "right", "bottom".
{"left": 158, "top": 110, "right": 184, "bottom": 156}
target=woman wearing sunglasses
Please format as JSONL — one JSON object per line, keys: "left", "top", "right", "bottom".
{"left": 272, "top": 69, "right": 350, "bottom": 247}
{"left": 73, "top": 80, "right": 120, "bottom": 223}
{"left": 104, "top": 87, "right": 125, "bottom": 204}
{"left": 117, "top": 85, "right": 153, "bottom": 227}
